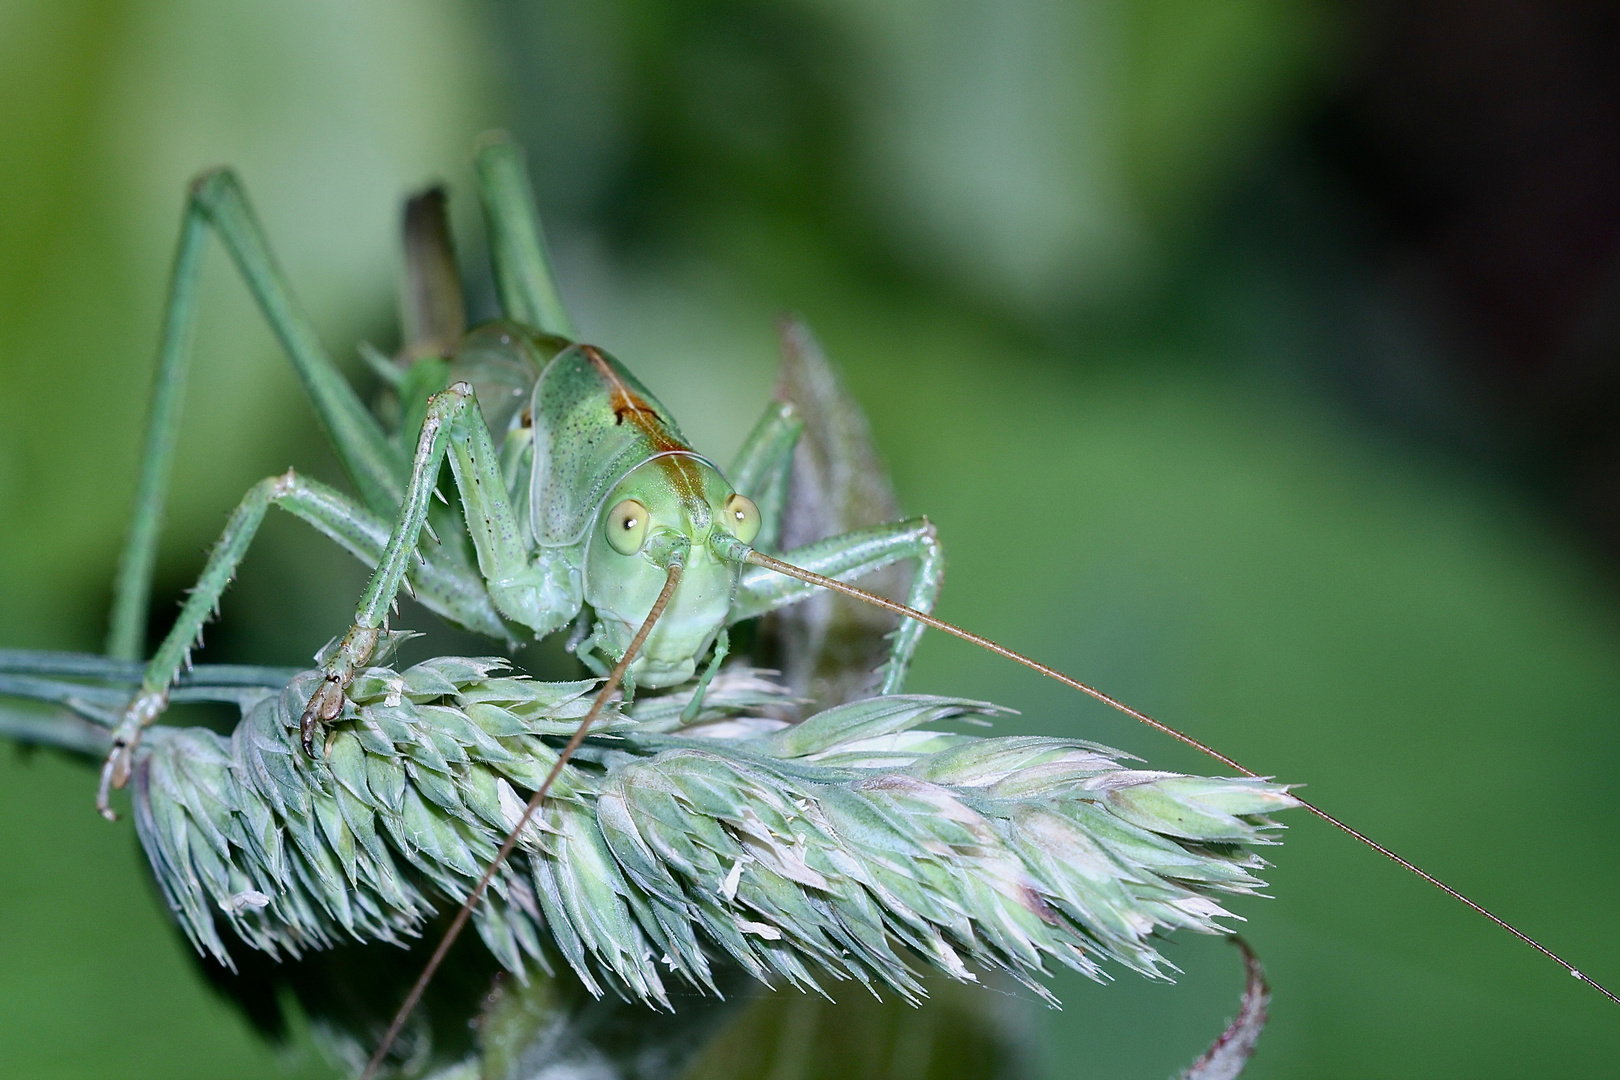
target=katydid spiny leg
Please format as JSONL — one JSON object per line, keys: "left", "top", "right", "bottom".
{"left": 725, "top": 393, "right": 948, "bottom": 693}
{"left": 731, "top": 517, "right": 943, "bottom": 694}
{"left": 296, "top": 377, "right": 585, "bottom": 749}
{"left": 94, "top": 468, "right": 502, "bottom": 818}
{"left": 296, "top": 382, "right": 489, "bottom": 747}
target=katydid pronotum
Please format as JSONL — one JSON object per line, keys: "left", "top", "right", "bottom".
{"left": 88, "top": 132, "right": 1615, "bottom": 1071}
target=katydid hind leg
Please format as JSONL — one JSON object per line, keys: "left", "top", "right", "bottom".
{"left": 107, "top": 168, "right": 409, "bottom": 662}
{"left": 474, "top": 133, "right": 574, "bottom": 340}
{"left": 106, "top": 205, "right": 208, "bottom": 662}
{"left": 739, "top": 318, "right": 918, "bottom": 699}
{"left": 731, "top": 517, "right": 943, "bottom": 694}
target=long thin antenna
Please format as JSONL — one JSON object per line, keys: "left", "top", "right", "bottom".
{"left": 360, "top": 560, "right": 686, "bottom": 1079}
{"left": 743, "top": 548, "right": 1620, "bottom": 1006}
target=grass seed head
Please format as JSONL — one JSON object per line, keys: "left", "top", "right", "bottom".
{"left": 126, "top": 655, "right": 1298, "bottom": 1004}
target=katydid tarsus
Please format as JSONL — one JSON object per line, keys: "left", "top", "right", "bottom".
{"left": 90, "top": 131, "right": 1614, "bottom": 1069}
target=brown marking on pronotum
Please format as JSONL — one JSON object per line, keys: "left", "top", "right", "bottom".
{"left": 580, "top": 345, "right": 673, "bottom": 443}
{"left": 580, "top": 344, "right": 705, "bottom": 504}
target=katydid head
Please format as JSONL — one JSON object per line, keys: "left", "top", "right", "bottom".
{"left": 522, "top": 340, "right": 770, "bottom": 686}
{"left": 583, "top": 456, "right": 760, "bottom": 687}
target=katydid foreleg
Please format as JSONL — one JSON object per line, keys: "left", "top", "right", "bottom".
{"left": 684, "top": 394, "right": 945, "bottom": 699}
{"left": 722, "top": 366, "right": 944, "bottom": 696}
{"left": 295, "top": 380, "right": 578, "bottom": 747}
{"left": 729, "top": 518, "right": 943, "bottom": 694}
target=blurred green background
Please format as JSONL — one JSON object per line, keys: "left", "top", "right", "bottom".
{"left": 5, "top": 1, "right": 1620, "bottom": 1076}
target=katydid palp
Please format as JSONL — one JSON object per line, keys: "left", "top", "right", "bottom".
{"left": 85, "top": 132, "right": 1616, "bottom": 1067}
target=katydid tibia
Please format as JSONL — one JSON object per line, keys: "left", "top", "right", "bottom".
{"left": 90, "top": 131, "right": 1615, "bottom": 1068}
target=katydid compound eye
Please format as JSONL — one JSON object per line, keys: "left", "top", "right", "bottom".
{"left": 723, "top": 493, "right": 761, "bottom": 545}
{"left": 604, "top": 499, "right": 650, "bottom": 555}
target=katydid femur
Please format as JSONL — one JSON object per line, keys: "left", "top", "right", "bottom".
{"left": 95, "top": 133, "right": 1616, "bottom": 1036}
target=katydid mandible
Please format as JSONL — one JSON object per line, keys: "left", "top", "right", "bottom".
{"left": 91, "top": 132, "right": 1617, "bottom": 1038}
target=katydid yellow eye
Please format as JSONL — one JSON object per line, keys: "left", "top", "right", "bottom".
{"left": 604, "top": 498, "right": 650, "bottom": 555}
{"left": 723, "top": 493, "right": 761, "bottom": 545}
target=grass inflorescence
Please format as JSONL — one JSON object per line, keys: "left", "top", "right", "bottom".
{"left": 117, "top": 653, "right": 1296, "bottom": 1008}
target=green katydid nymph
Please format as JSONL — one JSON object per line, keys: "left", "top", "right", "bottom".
{"left": 82, "top": 133, "right": 1615, "bottom": 1074}
{"left": 94, "top": 138, "right": 943, "bottom": 815}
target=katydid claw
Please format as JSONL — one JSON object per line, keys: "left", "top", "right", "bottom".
{"left": 299, "top": 676, "right": 347, "bottom": 756}
{"left": 95, "top": 749, "right": 126, "bottom": 822}
{"left": 299, "top": 624, "right": 379, "bottom": 755}
{"left": 96, "top": 689, "right": 168, "bottom": 820}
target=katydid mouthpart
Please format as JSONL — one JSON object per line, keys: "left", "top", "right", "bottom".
{"left": 86, "top": 132, "right": 1614, "bottom": 1067}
